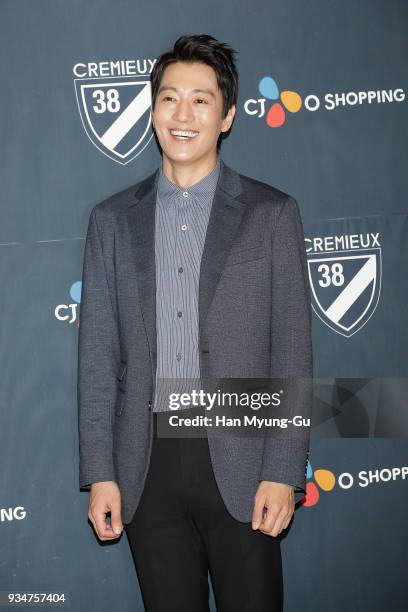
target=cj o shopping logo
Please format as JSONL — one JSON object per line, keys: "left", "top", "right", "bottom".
{"left": 54, "top": 281, "right": 82, "bottom": 326}
{"left": 301, "top": 460, "right": 408, "bottom": 507}
{"left": 244, "top": 75, "right": 406, "bottom": 128}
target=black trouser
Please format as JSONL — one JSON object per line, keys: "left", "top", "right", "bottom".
{"left": 124, "top": 415, "right": 283, "bottom": 612}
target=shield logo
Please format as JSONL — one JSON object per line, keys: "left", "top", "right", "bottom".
{"left": 74, "top": 75, "right": 153, "bottom": 164}
{"left": 307, "top": 248, "right": 382, "bottom": 337}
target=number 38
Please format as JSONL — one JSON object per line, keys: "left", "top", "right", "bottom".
{"left": 317, "top": 263, "right": 345, "bottom": 287}
{"left": 92, "top": 88, "right": 121, "bottom": 113}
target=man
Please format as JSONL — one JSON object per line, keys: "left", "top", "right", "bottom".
{"left": 78, "top": 34, "right": 313, "bottom": 611}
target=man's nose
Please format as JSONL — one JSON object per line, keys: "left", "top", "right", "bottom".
{"left": 172, "top": 99, "right": 194, "bottom": 122}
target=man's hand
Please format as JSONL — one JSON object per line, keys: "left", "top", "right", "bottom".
{"left": 88, "top": 481, "right": 123, "bottom": 541}
{"left": 252, "top": 481, "right": 295, "bottom": 537}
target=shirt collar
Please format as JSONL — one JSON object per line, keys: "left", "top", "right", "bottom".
{"left": 157, "top": 156, "right": 221, "bottom": 206}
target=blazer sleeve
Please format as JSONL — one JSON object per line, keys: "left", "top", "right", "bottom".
{"left": 77, "top": 206, "right": 120, "bottom": 490}
{"left": 259, "top": 195, "right": 313, "bottom": 504}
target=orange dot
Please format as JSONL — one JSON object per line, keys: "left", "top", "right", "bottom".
{"left": 266, "top": 102, "right": 285, "bottom": 128}
{"left": 302, "top": 481, "right": 319, "bottom": 507}
{"left": 280, "top": 90, "right": 302, "bottom": 113}
{"left": 314, "top": 469, "right": 336, "bottom": 491}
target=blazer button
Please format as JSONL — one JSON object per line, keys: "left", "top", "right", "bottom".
{"left": 148, "top": 400, "right": 152, "bottom": 409}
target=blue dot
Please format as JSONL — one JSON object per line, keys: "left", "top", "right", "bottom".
{"left": 70, "top": 281, "right": 82, "bottom": 304}
{"left": 306, "top": 461, "right": 313, "bottom": 479}
{"left": 259, "top": 76, "right": 279, "bottom": 100}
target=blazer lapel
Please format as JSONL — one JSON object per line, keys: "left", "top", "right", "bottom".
{"left": 126, "top": 158, "right": 247, "bottom": 378}
{"left": 127, "top": 170, "right": 159, "bottom": 379}
{"left": 198, "top": 160, "right": 246, "bottom": 341}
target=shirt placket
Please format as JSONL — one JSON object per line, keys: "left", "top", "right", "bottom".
{"left": 174, "top": 192, "right": 190, "bottom": 380}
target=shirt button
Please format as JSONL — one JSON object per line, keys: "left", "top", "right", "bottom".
{"left": 181, "top": 224, "right": 187, "bottom": 231}
{"left": 178, "top": 266, "right": 183, "bottom": 273}
{"left": 177, "top": 310, "right": 182, "bottom": 317}
{"left": 182, "top": 191, "right": 189, "bottom": 198}
{"left": 176, "top": 353, "right": 182, "bottom": 361}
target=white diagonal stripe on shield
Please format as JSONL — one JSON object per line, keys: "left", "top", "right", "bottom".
{"left": 100, "top": 83, "right": 151, "bottom": 150}
{"left": 325, "top": 255, "right": 375, "bottom": 324}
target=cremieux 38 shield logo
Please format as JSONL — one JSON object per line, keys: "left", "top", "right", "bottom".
{"left": 305, "top": 232, "right": 382, "bottom": 337}
{"left": 73, "top": 59, "right": 156, "bottom": 164}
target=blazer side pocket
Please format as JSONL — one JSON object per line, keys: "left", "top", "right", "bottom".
{"left": 116, "top": 361, "right": 127, "bottom": 416}
{"left": 116, "top": 361, "right": 127, "bottom": 382}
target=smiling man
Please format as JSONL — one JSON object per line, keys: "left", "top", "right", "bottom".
{"left": 78, "top": 34, "right": 313, "bottom": 612}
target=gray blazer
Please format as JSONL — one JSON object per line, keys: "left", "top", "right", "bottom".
{"left": 77, "top": 158, "right": 313, "bottom": 524}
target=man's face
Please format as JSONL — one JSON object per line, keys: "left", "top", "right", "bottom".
{"left": 151, "top": 61, "right": 235, "bottom": 165}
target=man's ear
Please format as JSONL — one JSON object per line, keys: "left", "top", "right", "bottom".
{"left": 221, "top": 104, "right": 236, "bottom": 133}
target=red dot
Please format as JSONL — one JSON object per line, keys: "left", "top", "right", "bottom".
{"left": 301, "top": 481, "right": 319, "bottom": 507}
{"left": 266, "top": 102, "right": 286, "bottom": 128}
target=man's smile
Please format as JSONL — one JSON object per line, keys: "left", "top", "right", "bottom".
{"left": 169, "top": 128, "right": 200, "bottom": 141}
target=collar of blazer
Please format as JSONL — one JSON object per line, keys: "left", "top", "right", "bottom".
{"left": 125, "top": 157, "right": 249, "bottom": 376}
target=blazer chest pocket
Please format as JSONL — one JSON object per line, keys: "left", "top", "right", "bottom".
{"left": 224, "top": 244, "right": 266, "bottom": 268}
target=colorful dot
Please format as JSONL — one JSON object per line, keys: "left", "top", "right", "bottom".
{"left": 302, "top": 481, "right": 319, "bottom": 507}
{"left": 266, "top": 103, "right": 285, "bottom": 128}
{"left": 314, "top": 469, "right": 336, "bottom": 491}
{"left": 70, "top": 281, "right": 82, "bottom": 304}
{"left": 259, "top": 76, "right": 279, "bottom": 100}
{"left": 280, "top": 90, "right": 302, "bottom": 113}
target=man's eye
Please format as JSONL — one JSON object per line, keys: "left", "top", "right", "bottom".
{"left": 163, "top": 96, "right": 175, "bottom": 101}
{"left": 195, "top": 98, "right": 208, "bottom": 104}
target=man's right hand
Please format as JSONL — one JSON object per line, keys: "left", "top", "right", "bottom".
{"left": 88, "top": 481, "right": 123, "bottom": 541}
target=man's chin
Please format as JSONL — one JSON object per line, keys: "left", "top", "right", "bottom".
{"left": 162, "top": 150, "right": 200, "bottom": 165}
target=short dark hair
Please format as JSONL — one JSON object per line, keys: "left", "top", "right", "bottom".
{"left": 150, "top": 34, "right": 239, "bottom": 119}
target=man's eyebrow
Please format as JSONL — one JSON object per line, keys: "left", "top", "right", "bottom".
{"left": 157, "top": 86, "right": 216, "bottom": 99}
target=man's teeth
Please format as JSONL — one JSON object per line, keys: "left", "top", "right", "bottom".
{"left": 170, "top": 129, "right": 199, "bottom": 138}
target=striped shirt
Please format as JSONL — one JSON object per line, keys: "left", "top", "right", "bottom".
{"left": 153, "top": 156, "right": 221, "bottom": 412}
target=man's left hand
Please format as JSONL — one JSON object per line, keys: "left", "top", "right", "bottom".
{"left": 251, "top": 481, "right": 295, "bottom": 536}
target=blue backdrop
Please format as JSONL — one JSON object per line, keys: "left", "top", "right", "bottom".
{"left": 1, "top": 1, "right": 407, "bottom": 610}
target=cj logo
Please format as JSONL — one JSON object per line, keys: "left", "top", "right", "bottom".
{"left": 74, "top": 76, "right": 153, "bottom": 164}
{"left": 244, "top": 76, "right": 302, "bottom": 127}
{"left": 301, "top": 460, "right": 336, "bottom": 507}
{"left": 55, "top": 281, "right": 82, "bottom": 326}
